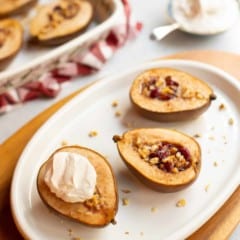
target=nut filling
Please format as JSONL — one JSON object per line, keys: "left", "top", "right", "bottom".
{"left": 141, "top": 74, "right": 210, "bottom": 101}
{"left": 142, "top": 75, "right": 179, "bottom": 101}
{"left": 41, "top": 0, "right": 80, "bottom": 34}
{"left": 84, "top": 190, "right": 105, "bottom": 211}
{"left": 134, "top": 139, "right": 192, "bottom": 173}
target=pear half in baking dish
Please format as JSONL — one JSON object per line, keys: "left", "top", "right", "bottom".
{"left": 0, "top": 19, "right": 23, "bottom": 69}
{"left": 30, "top": 0, "right": 93, "bottom": 45}
{"left": 0, "top": 0, "right": 37, "bottom": 18}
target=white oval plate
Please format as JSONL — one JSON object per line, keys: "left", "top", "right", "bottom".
{"left": 11, "top": 60, "right": 240, "bottom": 240}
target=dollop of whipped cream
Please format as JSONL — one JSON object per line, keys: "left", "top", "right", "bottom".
{"left": 44, "top": 151, "right": 97, "bottom": 203}
{"left": 172, "top": 0, "right": 239, "bottom": 34}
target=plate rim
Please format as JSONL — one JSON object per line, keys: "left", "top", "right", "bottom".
{"left": 10, "top": 59, "right": 240, "bottom": 240}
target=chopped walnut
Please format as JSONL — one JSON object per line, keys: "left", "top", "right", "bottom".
{"left": 84, "top": 193, "right": 103, "bottom": 210}
{"left": 115, "top": 111, "right": 121, "bottom": 117}
{"left": 112, "top": 100, "right": 118, "bottom": 107}
{"left": 205, "top": 184, "right": 210, "bottom": 192}
{"left": 151, "top": 207, "right": 158, "bottom": 213}
{"left": 122, "top": 198, "right": 129, "bottom": 206}
{"left": 61, "top": 140, "right": 68, "bottom": 146}
{"left": 125, "top": 232, "right": 129, "bottom": 235}
{"left": 228, "top": 118, "right": 234, "bottom": 125}
{"left": 88, "top": 130, "right": 98, "bottom": 137}
{"left": 176, "top": 199, "right": 186, "bottom": 207}
{"left": 218, "top": 103, "right": 225, "bottom": 110}
{"left": 213, "top": 161, "right": 218, "bottom": 167}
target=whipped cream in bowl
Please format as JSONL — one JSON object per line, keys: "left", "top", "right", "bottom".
{"left": 169, "top": 0, "right": 239, "bottom": 35}
{"left": 43, "top": 150, "right": 97, "bottom": 203}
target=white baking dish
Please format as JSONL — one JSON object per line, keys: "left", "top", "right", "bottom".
{"left": 0, "top": 0, "right": 123, "bottom": 94}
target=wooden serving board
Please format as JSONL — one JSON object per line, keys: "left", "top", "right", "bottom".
{"left": 0, "top": 50, "right": 239, "bottom": 240}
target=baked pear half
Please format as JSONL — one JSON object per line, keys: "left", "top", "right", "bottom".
{"left": 0, "top": 19, "right": 23, "bottom": 69}
{"left": 0, "top": 0, "right": 37, "bottom": 18}
{"left": 113, "top": 128, "right": 201, "bottom": 192}
{"left": 30, "top": 0, "right": 93, "bottom": 45}
{"left": 37, "top": 145, "right": 118, "bottom": 227}
{"left": 130, "top": 68, "right": 216, "bottom": 122}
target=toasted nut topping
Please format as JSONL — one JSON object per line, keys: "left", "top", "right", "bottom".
{"left": 218, "top": 103, "right": 225, "bottom": 110}
{"left": 122, "top": 198, "right": 129, "bottom": 206}
{"left": 112, "top": 100, "right": 118, "bottom": 107}
{"left": 228, "top": 118, "right": 234, "bottom": 125}
{"left": 176, "top": 199, "right": 186, "bottom": 207}
{"left": 88, "top": 130, "right": 98, "bottom": 137}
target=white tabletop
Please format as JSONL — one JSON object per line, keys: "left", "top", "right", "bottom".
{"left": 1, "top": 0, "right": 240, "bottom": 238}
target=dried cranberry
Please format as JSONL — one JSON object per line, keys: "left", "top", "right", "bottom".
{"left": 165, "top": 76, "right": 179, "bottom": 87}
{"left": 163, "top": 161, "right": 173, "bottom": 172}
{"left": 178, "top": 147, "right": 191, "bottom": 161}
{"left": 149, "top": 88, "right": 159, "bottom": 98}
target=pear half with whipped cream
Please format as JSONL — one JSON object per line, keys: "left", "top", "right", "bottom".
{"left": 37, "top": 145, "right": 118, "bottom": 227}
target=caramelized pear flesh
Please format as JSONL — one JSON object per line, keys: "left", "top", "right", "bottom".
{"left": 37, "top": 145, "right": 118, "bottom": 227}
{"left": 30, "top": 0, "right": 93, "bottom": 45}
{"left": 0, "top": 19, "right": 23, "bottom": 69}
{"left": 0, "top": 0, "right": 37, "bottom": 18}
{"left": 130, "top": 68, "right": 216, "bottom": 122}
{"left": 113, "top": 128, "right": 201, "bottom": 192}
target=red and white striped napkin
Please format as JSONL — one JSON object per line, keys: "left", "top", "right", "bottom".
{"left": 0, "top": 0, "right": 142, "bottom": 114}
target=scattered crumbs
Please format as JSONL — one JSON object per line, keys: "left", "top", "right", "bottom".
{"left": 125, "top": 231, "right": 129, "bottom": 235}
{"left": 193, "top": 133, "right": 201, "bottom": 138}
{"left": 228, "top": 118, "right": 234, "bottom": 125}
{"left": 208, "top": 136, "right": 215, "bottom": 141}
{"left": 122, "top": 198, "right": 129, "bottom": 206}
{"left": 115, "top": 111, "right": 122, "bottom": 117}
{"left": 140, "top": 232, "right": 144, "bottom": 236}
{"left": 210, "top": 126, "right": 215, "bottom": 131}
{"left": 176, "top": 199, "right": 186, "bottom": 207}
{"left": 218, "top": 103, "right": 225, "bottom": 111}
{"left": 121, "top": 189, "right": 131, "bottom": 194}
{"left": 205, "top": 184, "right": 210, "bottom": 192}
{"left": 213, "top": 161, "right": 218, "bottom": 167}
{"left": 151, "top": 207, "right": 158, "bottom": 213}
{"left": 61, "top": 140, "right": 68, "bottom": 146}
{"left": 88, "top": 130, "right": 98, "bottom": 137}
{"left": 68, "top": 228, "right": 73, "bottom": 236}
{"left": 112, "top": 100, "right": 118, "bottom": 107}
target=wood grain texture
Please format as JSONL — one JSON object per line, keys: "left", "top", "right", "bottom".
{"left": 0, "top": 50, "right": 239, "bottom": 239}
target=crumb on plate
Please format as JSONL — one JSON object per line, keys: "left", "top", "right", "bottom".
{"left": 176, "top": 199, "right": 186, "bottom": 207}
{"left": 112, "top": 101, "right": 118, "bottom": 107}
{"left": 218, "top": 103, "right": 225, "bottom": 110}
{"left": 205, "top": 184, "right": 210, "bottom": 192}
{"left": 88, "top": 130, "right": 98, "bottom": 137}
{"left": 228, "top": 118, "right": 234, "bottom": 125}
{"left": 122, "top": 198, "right": 129, "bottom": 206}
